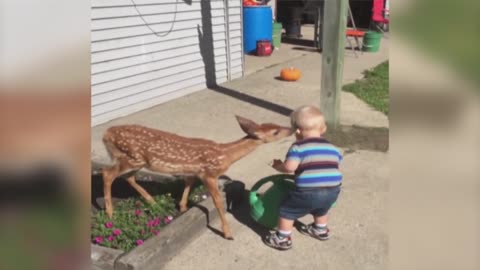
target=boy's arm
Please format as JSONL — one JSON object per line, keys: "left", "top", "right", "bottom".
{"left": 271, "top": 159, "right": 299, "bottom": 173}
{"left": 337, "top": 147, "right": 344, "bottom": 164}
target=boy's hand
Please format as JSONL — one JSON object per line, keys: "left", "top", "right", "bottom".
{"left": 271, "top": 159, "right": 285, "bottom": 172}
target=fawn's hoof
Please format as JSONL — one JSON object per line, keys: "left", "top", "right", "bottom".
{"left": 180, "top": 206, "right": 188, "bottom": 213}
{"left": 147, "top": 198, "right": 156, "bottom": 204}
{"left": 225, "top": 234, "right": 234, "bottom": 240}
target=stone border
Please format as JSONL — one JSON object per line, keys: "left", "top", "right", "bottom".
{"left": 91, "top": 162, "right": 244, "bottom": 270}
{"left": 91, "top": 193, "right": 224, "bottom": 270}
{"left": 91, "top": 245, "right": 123, "bottom": 270}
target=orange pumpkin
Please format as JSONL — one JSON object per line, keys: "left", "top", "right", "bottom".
{"left": 280, "top": 67, "right": 301, "bottom": 81}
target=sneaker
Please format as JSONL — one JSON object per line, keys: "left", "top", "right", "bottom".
{"left": 263, "top": 232, "right": 292, "bottom": 250}
{"left": 306, "top": 224, "right": 330, "bottom": 240}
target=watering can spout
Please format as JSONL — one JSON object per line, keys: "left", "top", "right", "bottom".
{"left": 249, "top": 192, "right": 259, "bottom": 206}
{"left": 249, "top": 191, "right": 265, "bottom": 222}
{"left": 249, "top": 174, "right": 295, "bottom": 228}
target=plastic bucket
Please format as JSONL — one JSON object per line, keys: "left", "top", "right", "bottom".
{"left": 243, "top": 6, "right": 273, "bottom": 54}
{"left": 362, "top": 31, "right": 382, "bottom": 52}
{"left": 272, "top": 22, "right": 282, "bottom": 49}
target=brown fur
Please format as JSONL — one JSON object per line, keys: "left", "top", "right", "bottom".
{"left": 102, "top": 116, "right": 293, "bottom": 239}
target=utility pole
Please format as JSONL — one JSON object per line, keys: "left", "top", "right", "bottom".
{"left": 320, "top": 0, "right": 348, "bottom": 128}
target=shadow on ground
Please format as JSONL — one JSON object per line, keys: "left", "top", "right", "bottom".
{"left": 227, "top": 187, "right": 271, "bottom": 239}
{"left": 291, "top": 46, "right": 321, "bottom": 53}
{"left": 325, "top": 125, "right": 389, "bottom": 153}
{"left": 281, "top": 36, "right": 315, "bottom": 47}
{"left": 209, "top": 85, "right": 294, "bottom": 117}
{"left": 206, "top": 85, "right": 390, "bottom": 154}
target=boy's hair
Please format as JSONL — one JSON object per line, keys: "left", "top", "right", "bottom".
{"left": 290, "top": 105, "right": 326, "bottom": 131}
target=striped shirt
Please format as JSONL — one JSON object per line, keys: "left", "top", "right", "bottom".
{"left": 286, "top": 137, "right": 343, "bottom": 188}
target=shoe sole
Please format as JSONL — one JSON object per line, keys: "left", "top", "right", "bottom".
{"left": 307, "top": 232, "right": 329, "bottom": 241}
{"left": 263, "top": 239, "right": 292, "bottom": 251}
{"left": 299, "top": 225, "right": 330, "bottom": 241}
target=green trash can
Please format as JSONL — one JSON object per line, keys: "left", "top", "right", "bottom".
{"left": 362, "top": 31, "right": 382, "bottom": 52}
{"left": 272, "top": 22, "right": 282, "bottom": 49}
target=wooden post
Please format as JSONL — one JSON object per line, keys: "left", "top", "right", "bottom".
{"left": 320, "top": 0, "right": 348, "bottom": 128}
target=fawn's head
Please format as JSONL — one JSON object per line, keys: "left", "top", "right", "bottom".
{"left": 235, "top": 116, "right": 293, "bottom": 143}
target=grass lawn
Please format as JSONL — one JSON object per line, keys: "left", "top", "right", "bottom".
{"left": 343, "top": 61, "right": 389, "bottom": 115}
{"left": 395, "top": 0, "right": 479, "bottom": 87}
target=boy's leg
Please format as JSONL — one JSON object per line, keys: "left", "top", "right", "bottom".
{"left": 264, "top": 217, "right": 295, "bottom": 250}
{"left": 314, "top": 214, "right": 328, "bottom": 227}
{"left": 304, "top": 212, "right": 330, "bottom": 240}
{"left": 305, "top": 187, "right": 340, "bottom": 240}
{"left": 264, "top": 190, "right": 305, "bottom": 250}
{"left": 277, "top": 217, "right": 295, "bottom": 239}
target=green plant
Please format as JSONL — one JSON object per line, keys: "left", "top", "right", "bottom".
{"left": 91, "top": 185, "right": 210, "bottom": 252}
{"left": 188, "top": 184, "right": 209, "bottom": 203}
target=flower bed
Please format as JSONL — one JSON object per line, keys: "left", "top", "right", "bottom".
{"left": 91, "top": 185, "right": 209, "bottom": 252}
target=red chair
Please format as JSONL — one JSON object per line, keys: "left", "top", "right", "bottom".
{"left": 346, "top": 29, "right": 365, "bottom": 57}
{"left": 371, "top": 0, "right": 389, "bottom": 32}
{"left": 346, "top": 5, "right": 365, "bottom": 57}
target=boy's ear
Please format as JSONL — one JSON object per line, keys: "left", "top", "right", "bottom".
{"left": 321, "top": 125, "right": 327, "bottom": 135}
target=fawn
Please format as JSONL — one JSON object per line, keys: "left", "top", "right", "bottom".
{"left": 101, "top": 115, "right": 293, "bottom": 239}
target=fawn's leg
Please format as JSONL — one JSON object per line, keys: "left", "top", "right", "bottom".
{"left": 179, "top": 176, "right": 196, "bottom": 212}
{"left": 204, "top": 177, "right": 233, "bottom": 240}
{"left": 125, "top": 175, "right": 155, "bottom": 204}
{"left": 102, "top": 163, "right": 120, "bottom": 218}
{"left": 102, "top": 158, "right": 143, "bottom": 218}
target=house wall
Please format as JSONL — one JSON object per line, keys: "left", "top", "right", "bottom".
{"left": 91, "top": 0, "right": 243, "bottom": 126}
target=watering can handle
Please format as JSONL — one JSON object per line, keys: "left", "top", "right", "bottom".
{"left": 250, "top": 174, "right": 292, "bottom": 193}
{"left": 249, "top": 174, "right": 292, "bottom": 206}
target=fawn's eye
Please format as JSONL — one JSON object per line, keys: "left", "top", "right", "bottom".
{"left": 273, "top": 130, "right": 280, "bottom": 135}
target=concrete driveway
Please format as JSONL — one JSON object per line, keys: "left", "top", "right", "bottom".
{"left": 91, "top": 36, "right": 389, "bottom": 270}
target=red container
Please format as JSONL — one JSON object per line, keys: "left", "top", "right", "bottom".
{"left": 256, "top": 40, "right": 272, "bottom": 56}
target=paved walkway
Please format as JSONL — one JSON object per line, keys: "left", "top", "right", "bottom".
{"left": 91, "top": 37, "right": 389, "bottom": 270}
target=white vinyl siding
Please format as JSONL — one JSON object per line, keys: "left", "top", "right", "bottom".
{"left": 91, "top": 0, "right": 244, "bottom": 126}
{"left": 226, "top": 0, "right": 243, "bottom": 80}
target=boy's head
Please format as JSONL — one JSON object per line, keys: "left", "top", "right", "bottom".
{"left": 290, "top": 105, "right": 327, "bottom": 138}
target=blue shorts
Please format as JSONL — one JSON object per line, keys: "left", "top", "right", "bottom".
{"left": 279, "top": 185, "right": 341, "bottom": 220}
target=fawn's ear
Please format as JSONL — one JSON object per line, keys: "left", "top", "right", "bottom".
{"left": 235, "top": 115, "right": 260, "bottom": 137}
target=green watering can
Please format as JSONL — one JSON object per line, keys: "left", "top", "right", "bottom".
{"left": 249, "top": 174, "right": 337, "bottom": 229}
{"left": 249, "top": 174, "right": 296, "bottom": 229}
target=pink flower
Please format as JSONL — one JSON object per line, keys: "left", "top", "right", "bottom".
{"left": 135, "top": 209, "right": 142, "bottom": 216}
{"left": 105, "top": 222, "right": 113, "bottom": 228}
{"left": 164, "top": 215, "right": 173, "bottom": 224}
{"left": 153, "top": 218, "right": 160, "bottom": 226}
{"left": 147, "top": 220, "right": 154, "bottom": 227}
{"left": 107, "top": 236, "right": 114, "bottom": 242}
{"left": 113, "top": 229, "right": 121, "bottom": 236}
{"left": 94, "top": 237, "right": 103, "bottom": 244}
{"left": 153, "top": 230, "right": 160, "bottom": 236}
{"left": 136, "top": 240, "right": 144, "bottom": 246}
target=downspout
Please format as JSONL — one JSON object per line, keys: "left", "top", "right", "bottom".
{"left": 224, "top": 0, "right": 232, "bottom": 81}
